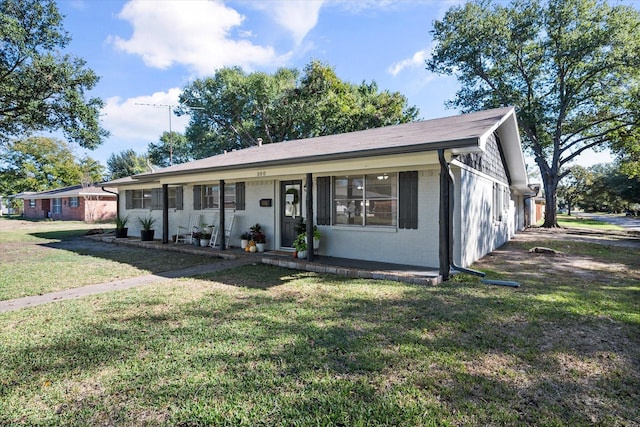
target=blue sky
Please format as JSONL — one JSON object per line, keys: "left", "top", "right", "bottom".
{"left": 57, "top": 0, "right": 614, "bottom": 170}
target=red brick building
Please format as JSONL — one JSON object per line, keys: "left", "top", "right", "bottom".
{"left": 21, "top": 185, "right": 118, "bottom": 222}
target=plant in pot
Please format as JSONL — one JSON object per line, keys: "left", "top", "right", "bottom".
{"left": 239, "top": 231, "right": 252, "bottom": 249}
{"left": 250, "top": 223, "right": 266, "bottom": 252}
{"left": 138, "top": 214, "right": 156, "bottom": 241}
{"left": 191, "top": 229, "right": 202, "bottom": 246}
{"left": 295, "top": 217, "right": 320, "bottom": 254}
{"left": 115, "top": 214, "right": 129, "bottom": 238}
{"left": 293, "top": 233, "right": 307, "bottom": 259}
{"left": 200, "top": 232, "right": 211, "bottom": 247}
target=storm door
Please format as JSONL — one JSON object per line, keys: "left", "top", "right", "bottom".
{"left": 280, "top": 180, "right": 302, "bottom": 248}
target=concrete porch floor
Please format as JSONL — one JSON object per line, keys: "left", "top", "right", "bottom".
{"left": 92, "top": 234, "right": 442, "bottom": 286}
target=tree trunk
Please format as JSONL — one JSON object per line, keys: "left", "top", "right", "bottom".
{"left": 542, "top": 176, "right": 559, "bottom": 227}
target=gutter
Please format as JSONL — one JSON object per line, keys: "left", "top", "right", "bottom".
{"left": 438, "top": 149, "right": 486, "bottom": 281}
{"left": 101, "top": 186, "right": 120, "bottom": 219}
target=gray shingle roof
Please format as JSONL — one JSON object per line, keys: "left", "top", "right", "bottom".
{"left": 135, "top": 107, "right": 517, "bottom": 179}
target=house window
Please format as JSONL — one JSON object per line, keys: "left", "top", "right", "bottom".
{"left": 167, "top": 187, "right": 177, "bottom": 209}
{"left": 28, "top": 200, "right": 36, "bottom": 208}
{"left": 125, "top": 189, "right": 152, "bottom": 209}
{"left": 69, "top": 197, "right": 79, "bottom": 208}
{"left": 493, "top": 182, "right": 508, "bottom": 222}
{"left": 196, "top": 184, "right": 236, "bottom": 210}
{"left": 52, "top": 198, "right": 62, "bottom": 214}
{"left": 334, "top": 173, "right": 397, "bottom": 226}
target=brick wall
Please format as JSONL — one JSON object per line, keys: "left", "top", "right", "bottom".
{"left": 23, "top": 196, "right": 116, "bottom": 222}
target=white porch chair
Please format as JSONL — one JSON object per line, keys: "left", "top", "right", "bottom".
{"left": 175, "top": 213, "right": 201, "bottom": 244}
{"left": 209, "top": 213, "right": 235, "bottom": 249}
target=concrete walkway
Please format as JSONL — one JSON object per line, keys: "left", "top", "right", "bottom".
{"left": 0, "top": 258, "right": 251, "bottom": 314}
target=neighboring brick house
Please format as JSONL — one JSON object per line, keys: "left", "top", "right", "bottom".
{"left": 20, "top": 185, "right": 118, "bottom": 222}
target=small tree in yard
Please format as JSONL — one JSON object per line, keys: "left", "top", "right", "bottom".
{"left": 427, "top": 0, "right": 640, "bottom": 227}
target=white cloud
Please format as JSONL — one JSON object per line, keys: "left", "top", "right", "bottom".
{"left": 256, "top": 0, "right": 325, "bottom": 45}
{"left": 110, "top": 1, "right": 284, "bottom": 74}
{"left": 388, "top": 48, "right": 430, "bottom": 77}
{"left": 102, "top": 88, "right": 190, "bottom": 143}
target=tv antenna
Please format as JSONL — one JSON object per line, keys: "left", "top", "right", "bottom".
{"left": 136, "top": 103, "right": 204, "bottom": 166}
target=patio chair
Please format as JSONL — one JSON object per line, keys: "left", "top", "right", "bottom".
{"left": 209, "top": 213, "right": 235, "bottom": 249}
{"left": 175, "top": 213, "right": 201, "bottom": 244}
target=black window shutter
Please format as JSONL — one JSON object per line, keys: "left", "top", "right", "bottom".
{"left": 193, "top": 185, "right": 202, "bottom": 210}
{"left": 125, "top": 190, "right": 133, "bottom": 210}
{"left": 175, "top": 186, "right": 183, "bottom": 210}
{"left": 399, "top": 171, "right": 418, "bottom": 229}
{"left": 235, "top": 182, "right": 245, "bottom": 210}
{"left": 316, "top": 176, "right": 331, "bottom": 225}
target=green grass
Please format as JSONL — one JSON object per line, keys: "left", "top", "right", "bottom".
{"left": 0, "top": 221, "right": 638, "bottom": 426}
{"left": 556, "top": 214, "right": 624, "bottom": 231}
{"left": 0, "top": 218, "right": 216, "bottom": 300}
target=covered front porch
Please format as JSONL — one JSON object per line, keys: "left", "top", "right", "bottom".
{"left": 92, "top": 233, "right": 442, "bottom": 286}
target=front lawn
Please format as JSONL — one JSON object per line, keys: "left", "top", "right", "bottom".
{"left": 1, "top": 227, "right": 638, "bottom": 426}
{"left": 0, "top": 218, "right": 216, "bottom": 300}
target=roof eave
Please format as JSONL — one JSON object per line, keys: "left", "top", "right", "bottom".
{"left": 131, "top": 138, "right": 482, "bottom": 181}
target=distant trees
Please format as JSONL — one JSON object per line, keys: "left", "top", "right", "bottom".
{"left": 427, "top": 0, "right": 640, "bottom": 227}
{"left": 0, "top": 137, "right": 103, "bottom": 195}
{"left": 177, "top": 61, "right": 418, "bottom": 159}
{"left": 557, "top": 163, "right": 640, "bottom": 213}
{"left": 147, "top": 131, "right": 191, "bottom": 167}
{"left": 0, "top": 0, "right": 107, "bottom": 149}
{"left": 107, "top": 150, "right": 149, "bottom": 180}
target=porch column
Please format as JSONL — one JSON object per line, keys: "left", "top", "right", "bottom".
{"left": 306, "top": 173, "right": 314, "bottom": 261}
{"left": 438, "top": 149, "right": 451, "bottom": 281}
{"left": 219, "top": 179, "right": 226, "bottom": 250}
{"left": 162, "top": 184, "right": 169, "bottom": 244}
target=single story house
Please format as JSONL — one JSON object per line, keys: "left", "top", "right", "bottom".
{"left": 105, "top": 107, "right": 536, "bottom": 279}
{"left": 20, "top": 185, "right": 118, "bottom": 222}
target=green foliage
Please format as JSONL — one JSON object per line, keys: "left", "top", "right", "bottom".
{"left": 293, "top": 233, "right": 307, "bottom": 251}
{"left": 0, "top": 0, "right": 107, "bottom": 148}
{"left": 178, "top": 60, "right": 419, "bottom": 158}
{"left": 106, "top": 149, "right": 148, "bottom": 179}
{"left": 147, "top": 131, "right": 191, "bottom": 167}
{"left": 428, "top": 0, "right": 640, "bottom": 227}
{"left": 115, "top": 214, "right": 128, "bottom": 229}
{"left": 0, "top": 137, "right": 101, "bottom": 194}
{"left": 137, "top": 214, "right": 156, "bottom": 230}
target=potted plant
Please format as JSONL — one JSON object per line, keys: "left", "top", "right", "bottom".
{"left": 239, "top": 231, "right": 252, "bottom": 249}
{"left": 294, "top": 233, "right": 307, "bottom": 259}
{"left": 138, "top": 214, "right": 156, "bottom": 241}
{"left": 295, "top": 217, "right": 320, "bottom": 254}
{"left": 115, "top": 214, "right": 129, "bottom": 238}
{"left": 250, "top": 223, "right": 266, "bottom": 252}
{"left": 191, "top": 229, "right": 202, "bottom": 246}
{"left": 200, "top": 232, "right": 211, "bottom": 247}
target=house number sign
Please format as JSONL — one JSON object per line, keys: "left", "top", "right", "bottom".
{"left": 257, "top": 171, "right": 267, "bottom": 177}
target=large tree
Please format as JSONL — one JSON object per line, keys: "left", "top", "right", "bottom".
{"left": 0, "top": 0, "right": 107, "bottom": 149}
{"left": 427, "top": 0, "right": 640, "bottom": 227}
{"left": 106, "top": 149, "right": 148, "bottom": 180}
{"left": 147, "top": 131, "right": 191, "bottom": 167}
{"left": 178, "top": 61, "right": 419, "bottom": 157}
{"left": 0, "top": 137, "right": 101, "bottom": 194}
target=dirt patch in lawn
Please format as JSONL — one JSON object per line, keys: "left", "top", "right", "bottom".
{"left": 474, "top": 226, "right": 640, "bottom": 284}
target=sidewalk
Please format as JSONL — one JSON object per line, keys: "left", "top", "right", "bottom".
{"left": 0, "top": 258, "right": 250, "bottom": 314}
